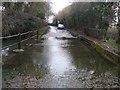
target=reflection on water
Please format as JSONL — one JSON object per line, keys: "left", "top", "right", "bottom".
{"left": 2, "top": 26, "right": 120, "bottom": 88}
{"left": 42, "top": 37, "right": 75, "bottom": 75}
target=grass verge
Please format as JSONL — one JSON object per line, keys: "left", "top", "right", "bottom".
{"left": 106, "top": 39, "right": 120, "bottom": 49}
{"left": 38, "top": 26, "right": 49, "bottom": 38}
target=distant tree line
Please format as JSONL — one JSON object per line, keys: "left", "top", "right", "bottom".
{"left": 2, "top": 2, "right": 51, "bottom": 36}
{"left": 53, "top": 2, "right": 119, "bottom": 42}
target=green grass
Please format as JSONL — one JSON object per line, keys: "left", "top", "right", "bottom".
{"left": 107, "top": 26, "right": 118, "bottom": 33}
{"left": 106, "top": 39, "right": 120, "bottom": 49}
{"left": 38, "top": 26, "right": 49, "bottom": 38}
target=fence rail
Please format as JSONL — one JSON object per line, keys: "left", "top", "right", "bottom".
{"left": 0, "top": 30, "right": 39, "bottom": 50}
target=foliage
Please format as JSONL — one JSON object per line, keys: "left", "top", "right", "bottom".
{"left": 2, "top": 2, "right": 51, "bottom": 36}
{"left": 106, "top": 39, "right": 120, "bottom": 50}
{"left": 107, "top": 26, "right": 118, "bottom": 33}
{"left": 55, "top": 2, "right": 116, "bottom": 40}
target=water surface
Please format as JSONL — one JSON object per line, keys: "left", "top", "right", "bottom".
{"left": 2, "top": 26, "right": 120, "bottom": 88}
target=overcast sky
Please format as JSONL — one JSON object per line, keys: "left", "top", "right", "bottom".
{"left": 51, "top": 0, "right": 71, "bottom": 14}
{"left": 48, "top": 0, "right": 71, "bottom": 23}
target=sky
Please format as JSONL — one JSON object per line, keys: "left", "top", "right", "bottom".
{"left": 51, "top": 0, "right": 71, "bottom": 14}
{"left": 48, "top": 0, "right": 71, "bottom": 23}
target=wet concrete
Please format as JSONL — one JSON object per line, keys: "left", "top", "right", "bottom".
{"left": 2, "top": 26, "right": 120, "bottom": 88}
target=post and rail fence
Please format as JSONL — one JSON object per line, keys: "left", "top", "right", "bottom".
{"left": 0, "top": 29, "right": 39, "bottom": 51}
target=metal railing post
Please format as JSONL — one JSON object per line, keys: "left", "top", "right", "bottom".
{"left": 18, "top": 33, "right": 21, "bottom": 49}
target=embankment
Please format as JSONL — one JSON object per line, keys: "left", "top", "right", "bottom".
{"left": 69, "top": 30, "right": 120, "bottom": 65}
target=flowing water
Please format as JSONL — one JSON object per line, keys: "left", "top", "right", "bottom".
{"left": 2, "top": 26, "right": 120, "bottom": 88}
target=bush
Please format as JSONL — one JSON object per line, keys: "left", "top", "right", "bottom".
{"left": 107, "top": 26, "right": 118, "bottom": 33}
{"left": 2, "top": 12, "right": 46, "bottom": 36}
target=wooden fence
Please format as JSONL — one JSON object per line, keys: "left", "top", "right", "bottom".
{"left": 0, "top": 30, "right": 39, "bottom": 50}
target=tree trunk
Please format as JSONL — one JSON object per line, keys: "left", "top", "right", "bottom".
{"left": 116, "top": 2, "right": 120, "bottom": 55}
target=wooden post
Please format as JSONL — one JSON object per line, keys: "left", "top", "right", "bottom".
{"left": 26, "top": 31, "right": 31, "bottom": 46}
{"left": 35, "top": 30, "right": 39, "bottom": 43}
{"left": 37, "top": 30, "right": 39, "bottom": 40}
{"left": 13, "top": 33, "right": 24, "bottom": 53}
{"left": 18, "top": 33, "right": 21, "bottom": 49}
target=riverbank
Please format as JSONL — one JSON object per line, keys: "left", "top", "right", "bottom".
{"left": 68, "top": 30, "right": 120, "bottom": 65}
